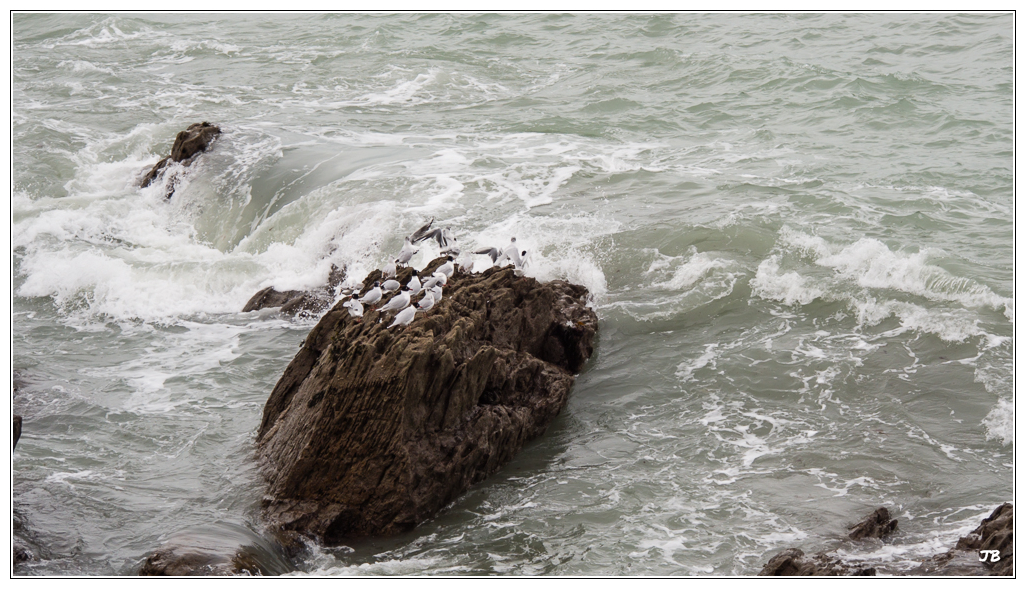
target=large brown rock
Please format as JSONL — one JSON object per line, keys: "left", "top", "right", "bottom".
{"left": 256, "top": 257, "right": 597, "bottom": 543}
{"left": 140, "top": 122, "right": 222, "bottom": 197}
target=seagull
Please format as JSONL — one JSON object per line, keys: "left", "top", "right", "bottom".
{"left": 382, "top": 279, "right": 401, "bottom": 293}
{"left": 513, "top": 250, "right": 529, "bottom": 276}
{"left": 416, "top": 291, "right": 435, "bottom": 311}
{"left": 342, "top": 294, "right": 363, "bottom": 321}
{"left": 427, "top": 284, "right": 443, "bottom": 303}
{"left": 473, "top": 247, "right": 501, "bottom": 265}
{"left": 407, "top": 270, "right": 422, "bottom": 294}
{"left": 378, "top": 286, "right": 412, "bottom": 313}
{"left": 382, "top": 262, "right": 396, "bottom": 280}
{"left": 408, "top": 218, "right": 436, "bottom": 243}
{"left": 388, "top": 305, "right": 417, "bottom": 329}
{"left": 397, "top": 238, "right": 418, "bottom": 267}
{"left": 436, "top": 255, "right": 455, "bottom": 278}
{"left": 358, "top": 281, "right": 383, "bottom": 308}
{"left": 456, "top": 250, "right": 475, "bottom": 273}
{"left": 422, "top": 272, "right": 447, "bottom": 291}
{"left": 500, "top": 238, "right": 522, "bottom": 267}
{"left": 414, "top": 226, "right": 458, "bottom": 253}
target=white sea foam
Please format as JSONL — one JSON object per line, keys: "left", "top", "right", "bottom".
{"left": 982, "top": 398, "right": 1013, "bottom": 446}
{"left": 750, "top": 255, "right": 825, "bottom": 306}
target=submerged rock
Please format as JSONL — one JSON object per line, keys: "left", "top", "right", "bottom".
{"left": 847, "top": 507, "right": 898, "bottom": 540}
{"left": 140, "top": 122, "right": 222, "bottom": 198}
{"left": 256, "top": 257, "right": 597, "bottom": 543}
{"left": 242, "top": 265, "right": 346, "bottom": 318}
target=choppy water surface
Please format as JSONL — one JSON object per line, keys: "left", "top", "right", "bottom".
{"left": 11, "top": 13, "right": 1013, "bottom": 576}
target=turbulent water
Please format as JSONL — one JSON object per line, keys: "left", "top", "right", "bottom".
{"left": 10, "top": 13, "right": 1014, "bottom": 576}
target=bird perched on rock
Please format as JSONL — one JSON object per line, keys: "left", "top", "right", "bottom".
{"left": 456, "top": 250, "right": 475, "bottom": 273}
{"left": 378, "top": 286, "right": 412, "bottom": 313}
{"left": 407, "top": 270, "right": 422, "bottom": 294}
{"left": 427, "top": 284, "right": 443, "bottom": 303}
{"left": 500, "top": 237, "right": 523, "bottom": 267}
{"left": 388, "top": 304, "right": 417, "bottom": 329}
{"left": 513, "top": 250, "right": 529, "bottom": 276}
{"left": 397, "top": 238, "right": 418, "bottom": 267}
{"left": 436, "top": 256, "right": 455, "bottom": 278}
{"left": 382, "top": 278, "right": 401, "bottom": 293}
{"left": 359, "top": 281, "right": 383, "bottom": 308}
{"left": 416, "top": 291, "right": 435, "bottom": 311}
{"left": 342, "top": 294, "right": 363, "bottom": 321}
{"left": 382, "top": 262, "right": 396, "bottom": 280}
{"left": 421, "top": 272, "right": 447, "bottom": 291}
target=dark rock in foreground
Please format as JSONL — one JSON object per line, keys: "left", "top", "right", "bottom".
{"left": 847, "top": 507, "right": 898, "bottom": 540}
{"left": 138, "top": 523, "right": 294, "bottom": 576}
{"left": 907, "top": 502, "right": 1013, "bottom": 576}
{"left": 140, "top": 122, "right": 222, "bottom": 198}
{"left": 256, "top": 258, "right": 597, "bottom": 543}
{"left": 13, "top": 415, "right": 21, "bottom": 451}
{"left": 760, "top": 504, "right": 1013, "bottom": 576}
{"left": 758, "top": 548, "right": 876, "bottom": 576}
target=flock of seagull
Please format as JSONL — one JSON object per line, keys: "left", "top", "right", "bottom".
{"left": 341, "top": 219, "right": 530, "bottom": 329}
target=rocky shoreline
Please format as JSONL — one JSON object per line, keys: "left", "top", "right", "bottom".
{"left": 759, "top": 504, "right": 1013, "bottom": 576}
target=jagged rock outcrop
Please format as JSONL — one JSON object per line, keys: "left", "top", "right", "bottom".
{"left": 138, "top": 524, "right": 294, "bottom": 576}
{"left": 140, "top": 122, "right": 222, "bottom": 198}
{"left": 256, "top": 257, "right": 597, "bottom": 544}
{"left": 760, "top": 504, "right": 1013, "bottom": 576}
{"left": 847, "top": 507, "right": 898, "bottom": 540}
{"left": 758, "top": 548, "right": 876, "bottom": 576}
{"left": 243, "top": 265, "right": 347, "bottom": 317}
{"left": 907, "top": 503, "right": 1013, "bottom": 576}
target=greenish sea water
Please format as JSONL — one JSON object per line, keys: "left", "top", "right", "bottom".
{"left": 11, "top": 13, "right": 1013, "bottom": 575}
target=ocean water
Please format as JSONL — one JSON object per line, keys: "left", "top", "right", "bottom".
{"left": 10, "top": 13, "right": 1013, "bottom": 576}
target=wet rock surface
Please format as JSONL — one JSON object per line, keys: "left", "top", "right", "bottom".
{"left": 242, "top": 265, "right": 346, "bottom": 318}
{"left": 256, "top": 257, "right": 597, "bottom": 543}
{"left": 760, "top": 504, "right": 1013, "bottom": 576}
{"left": 758, "top": 548, "right": 877, "bottom": 576}
{"left": 907, "top": 502, "right": 1013, "bottom": 576}
{"left": 140, "top": 122, "right": 222, "bottom": 197}
{"left": 847, "top": 507, "right": 898, "bottom": 540}
{"left": 138, "top": 524, "right": 295, "bottom": 576}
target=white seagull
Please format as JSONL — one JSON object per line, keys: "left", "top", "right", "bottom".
{"left": 342, "top": 294, "right": 363, "bottom": 321}
{"left": 358, "top": 281, "right": 383, "bottom": 308}
{"left": 421, "top": 272, "right": 447, "bottom": 291}
{"left": 388, "top": 305, "right": 417, "bottom": 329}
{"left": 416, "top": 291, "right": 435, "bottom": 311}
{"left": 407, "top": 270, "right": 422, "bottom": 294}
{"left": 397, "top": 238, "right": 418, "bottom": 267}
{"left": 436, "top": 256, "right": 455, "bottom": 278}
{"left": 382, "top": 279, "right": 401, "bottom": 293}
{"left": 378, "top": 287, "right": 412, "bottom": 313}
